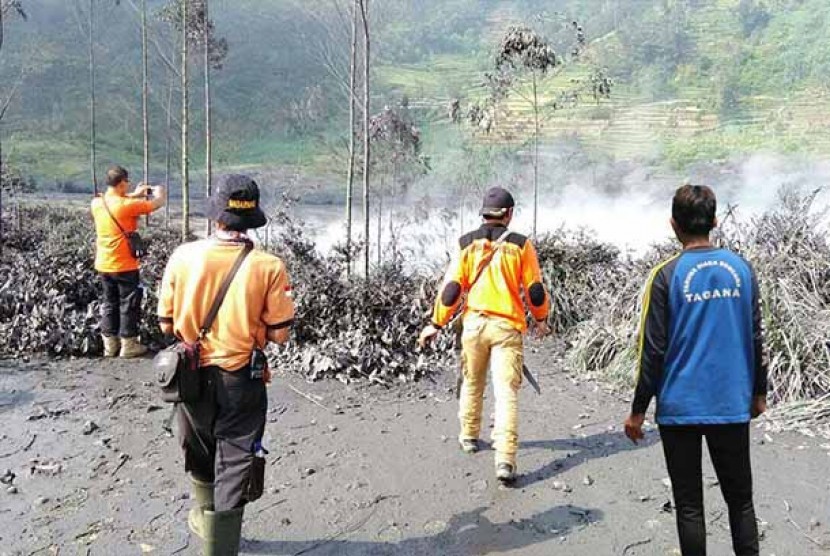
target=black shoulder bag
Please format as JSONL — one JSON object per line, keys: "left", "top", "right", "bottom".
{"left": 154, "top": 243, "right": 253, "bottom": 403}
{"left": 101, "top": 195, "right": 148, "bottom": 259}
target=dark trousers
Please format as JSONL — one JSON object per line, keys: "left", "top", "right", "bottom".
{"left": 178, "top": 365, "right": 267, "bottom": 511}
{"left": 660, "top": 424, "right": 759, "bottom": 556}
{"left": 99, "top": 271, "right": 142, "bottom": 338}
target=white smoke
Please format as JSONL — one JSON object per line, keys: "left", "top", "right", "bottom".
{"left": 290, "top": 152, "right": 830, "bottom": 262}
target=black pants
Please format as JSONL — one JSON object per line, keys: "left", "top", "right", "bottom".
{"left": 660, "top": 423, "right": 759, "bottom": 556}
{"left": 99, "top": 271, "right": 142, "bottom": 338}
{"left": 178, "top": 365, "right": 267, "bottom": 511}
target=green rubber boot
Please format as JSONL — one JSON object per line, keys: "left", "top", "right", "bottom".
{"left": 201, "top": 507, "right": 244, "bottom": 556}
{"left": 188, "top": 477, "right": 215, "bottom": 540}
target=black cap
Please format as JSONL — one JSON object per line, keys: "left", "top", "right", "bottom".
{"left": 208, "top": 174, "right": 268, "bottom": 231}
{"left": 479, "top": 187, "right": 515, "bottom": 217}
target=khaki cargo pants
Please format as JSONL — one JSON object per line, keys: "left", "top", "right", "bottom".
{"left": 459, "top": 312, "right": 523, "bottom": 467}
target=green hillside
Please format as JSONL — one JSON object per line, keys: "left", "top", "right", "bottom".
{"left": 1, "top": 0, "right": 829, "bottom": 186}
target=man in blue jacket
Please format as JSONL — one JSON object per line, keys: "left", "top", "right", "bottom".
{"left": 625, "top": 184, "right": 768, "bottom": 556}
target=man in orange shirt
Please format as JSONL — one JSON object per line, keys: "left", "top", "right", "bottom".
{"left": 158, "top": 174, "right": 294, "bottom": 555}
{"left": 91, "top": 166, "right": 166, "bottom": 358}
{"left": 419, "top": 187, "right": 551, "bottom": 483}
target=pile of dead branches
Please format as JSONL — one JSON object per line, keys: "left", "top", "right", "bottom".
{"left": 536, "top": 229, "right": 625, "bottom": 333}
{"left": 266, "top": 215, "right": 455, "bottom": 385}
{"left": 0, "top": 206, "right": 180, "bottom": 356}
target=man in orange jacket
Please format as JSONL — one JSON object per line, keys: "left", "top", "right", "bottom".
{"left": 91, "top": 166, "right": 166, "bottom": 358}
{"left": 419, "top": 187, "right": 551, "bottom": 483}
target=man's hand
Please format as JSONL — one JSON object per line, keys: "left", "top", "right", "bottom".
{"left": 130, "top": 184, "right": 152, "bottom": 198}
{"left": 147, "top": 185, "right": 167, "bottom": 210}
{"left": 531, "top": 320, "right": 551, "bottom": 339}
{"left": 751, "top": 395, "right": 767, "bottom": 419}
{"left": 624, "top": 413, "right": 646, "bottom": 444}
{"left": 418, "top": 324, "right": 441, "bottom": 349}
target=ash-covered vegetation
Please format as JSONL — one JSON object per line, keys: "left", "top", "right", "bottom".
{"left": 5, "top": 191, "right": 830, "bottom": 438}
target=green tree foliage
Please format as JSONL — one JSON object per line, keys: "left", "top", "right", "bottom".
{"left": 3, "top": 0, "right": 830, "bottom": 183}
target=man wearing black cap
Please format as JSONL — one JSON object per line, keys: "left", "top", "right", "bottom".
{"left": 419, "top": 187, "right": 551, "bottom": 483}
{"left": 158, "top": 174, "right": 295, "bottom": 555}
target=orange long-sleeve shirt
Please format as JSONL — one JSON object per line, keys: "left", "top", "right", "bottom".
{"left": 91, "top": 191, "right": 156, "bottom": 273}
{"left": 432, "top": 223, "right": 550, "bottom": 332}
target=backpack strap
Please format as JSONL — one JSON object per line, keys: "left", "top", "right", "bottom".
{"left": 467, "top": 229, "right": 512, "bottom": 293}
{"left": 101, "top": 195, "right": 128, "bottom": 236}
{"left": 198, "top": 242, "right": 254, "bottom": 341}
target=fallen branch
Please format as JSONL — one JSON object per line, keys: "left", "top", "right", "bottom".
{"left": 287, "top": 384, "right": 333, "bottom": 413}
{"left": 111, "top": 454, "right": 131, "bottom": 477}
{"left": 784, "top": 500, "right": 829, "bottom": 549}
{"left": 108, "top": 393, "right": 136, "bottom": 410}
{"left": 292, "top": 495, "right": 395, "bottom": 555}
{"left": 170, "top": 533, "right": 191, "bottom": 555}
{"left": 0, "top": 433, "right": 36, "bottom": 459}
{"left": 253, "top": 498, "right": 288, "bottom": 517}
{"left": 621, "top": 538, "right": 652, "bottom": 554}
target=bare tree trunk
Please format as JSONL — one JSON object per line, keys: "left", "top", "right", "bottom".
{"left": 164, "top": 74, "right": 174, "bottom": 228}
{"left": 389, "top": 164, "right": 397, "bottom": 262}
{"left": 359, "top": 0, "right": 370, "bottom": 278}
{"left": 203, "top": 0, "right": 212, "bottom": 237}
{"left": 89, "top": 0, "right": 98, "bottom": 195}
{"left": 180, "top": 0, "right": 190, "bottom": 241}
{"left": 0, "top": 3, "right": 5, "bottom": 256}
{"left": 344, "top": 0, "right": 358, "bottom": 276}
{"left": 532, "top": 71, "right": 539, "bottom": 239}
{"left": 141, "top": 0, "right": 150, "bottom": 225}
{"left": 376, "top": 178, "right": 382, "bottom": 267}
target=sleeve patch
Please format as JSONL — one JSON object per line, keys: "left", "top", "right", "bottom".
{"left": 528, "top": 283, "right": 546, "bottom": 307}
{"left": 441, "top": 281, "right": 463, "bottom": 307}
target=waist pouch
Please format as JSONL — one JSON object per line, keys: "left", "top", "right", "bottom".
{"left": 154, "top": 342, "right": 201, "bottom": 404}
{"left": 125, "top": 231, "right": 147, "bottom": 259}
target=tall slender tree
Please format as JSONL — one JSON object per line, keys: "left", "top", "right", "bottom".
{"left": 0, "top": 1, "right": 27, "bottom": 256}
{"left": 141, "top": 0, "right": 150, "bottom": 223}
{"left": 180, "top": 0, "right": 189, "bottom": 240}
{"left": 202, "top": 0, "right": 212, "bottom": 237}
{"left": 344, "top": 0, "right": 358, "bottom": 275}
{"left": 164, "top": 74, "right": 175, "bottom": 228}
{"left": 88, "top": 0, "right": 98, "bottom": 195}
{"left": 1, "top": 2, "right": 6, "bottom": 255}
{"left": 159, "top": 0, "right": 226, "bottom": 240}
{"left": 358, "top": 0, "right": 370, "bottom": 277}
{"left": 1, "top": 2, "right": 4, "bottom": 255}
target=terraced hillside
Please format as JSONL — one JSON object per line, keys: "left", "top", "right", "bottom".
{"left": 376, "top": 0, "right": 830, "bottom": 167}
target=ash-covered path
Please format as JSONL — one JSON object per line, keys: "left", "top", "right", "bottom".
{"left": 1, "top": 352, "right": 828, "bottom": 555}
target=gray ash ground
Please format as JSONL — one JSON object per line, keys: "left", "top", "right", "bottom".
{"left": 0, "top": 347, "right": 828, "bottom": 555}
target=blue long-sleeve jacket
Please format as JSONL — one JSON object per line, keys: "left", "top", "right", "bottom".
{"left": 632, "top": 247, "right": 768, "bottom": 425}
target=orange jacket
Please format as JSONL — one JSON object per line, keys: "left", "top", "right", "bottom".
{"left": 432, "top": 223, "right": 550, "bottom": 332}
{"left": 91, "top": 191, "right": 155, "bottom": 273}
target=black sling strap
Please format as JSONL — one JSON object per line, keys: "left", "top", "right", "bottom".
{"left": 467, "top": 229, "right": 512, "bottom": 293}
{"left": 198, "top": 242, "right": 254, "bottom": 341}
{"left": 101, "top": 195, "right": 129, "bottom": 236}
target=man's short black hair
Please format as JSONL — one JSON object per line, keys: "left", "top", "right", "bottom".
{"left": 106, "top": 165, "right": 129, "bottom": 188}
{"left": 672, "top": 184, "right": 717, "bottom": 236}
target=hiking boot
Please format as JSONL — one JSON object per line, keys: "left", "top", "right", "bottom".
{"left": 102, "top": 335, "right": 121, "bottom": 358}
{"left": 460, "top": 439, "right": 480, "bottom": 454}
{"left": 202, "top": 507, "right": 244, "bottom": 556}
{"left": 119, "top": 337, "right": 148, "bottom": 358}
{"left": 188, "top": 477, "right": 215, "bottom": 540}
{"left": 496, "top": 463, "right": 516, "bottom": 483}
